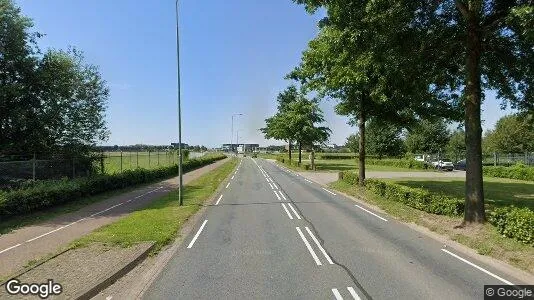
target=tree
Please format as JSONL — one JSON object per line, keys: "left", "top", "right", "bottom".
{"left": 293, "top": 0, "right": 534, "bottom": 224}
{"left": 485, "top": 114, "right": 534, "bottom": 153}
{"left": 345, "top": 134, "right": 359, "bottom": 153}
{"left": 405, "top": 120, "right": 450, "bottom": 155}
{"left": 447, "top": 130, "right": 467, "bottom": 162}
{"left": 366, "top": 120, "right": 405, "bottom": 158}
{"left": 0, "top": 0, "right": 109, "bottom": 156}
{"left": 262, "top": 86, "right": 330, "bottom": 164}
{"left": 289, "top": 2, "right": 456, "bottom": 185}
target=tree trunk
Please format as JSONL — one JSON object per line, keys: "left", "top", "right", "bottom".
{"left": 288, "top": 141, "right": 292, "bottom": 162}
{"left": 464, "top": 11, "right": 485, "bottom": 223}
{"left": 358, "top": 97, "right": 366, "bottom": 186}
{"left": 298, "top": 141, "right": 302, "bottom": 165}
{"left": 311, "top": 148, "right": 315, "bottom": 170}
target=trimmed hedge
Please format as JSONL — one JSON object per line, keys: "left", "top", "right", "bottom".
{"left": 363, "top": 178, "right": 464, "bottom": 216}
{"left": 483, "top": 164, "right": 534, "bottom": 181}
{"left": 0, "top": 154, "right": 227, "bottom": 219}
{"left": 339, "top": 171, "right": 534, "bottom": 246}
{"left": 488, "top": 207, "right": 534, "bottom": 246}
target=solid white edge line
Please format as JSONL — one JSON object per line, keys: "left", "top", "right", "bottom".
{"left": 287, "top": 203, "right": 301, "bottom": 220}
{"left": 279, "top": 191, "right": 287, "bottom": 201}
{"left": 187, "top": 220, "right": 208, "bottom": 249}
{"left": 441, "top": 248, "right": 513, "bottom": 285}
{"left": 332, "top": 288, "right": 344, "bottom": 300}
{"left": 225, "top": 182, "right": 230, "bottom": 189}
{"left": 281, "top": 203, "right": 293, "bottom": 220}
{"left": 26, "top": 226, "right": 67, "bottom": 242}
{"left": 215, "top": 195, "right": 223, "bottom": 205}
{"left": 354, "top": 204, "right": 388, "bottom": 222}
{"left": 231, "top": 175, "right": 234, "bottom": 180}
{"left": 322, "top": 187, "right": 337, "bottom": 196}
{"left": 296, "top": 227, "right": 322, "bottom": 266}
{"left": 272, "top": 183, "right": 278, "bottom": 190}
{"left": 0, "top": 243, "right": 22, "bottom": 254}
{"left": 273, "top": 190, "right": 282, "bottom": 201}
{"left": 269, "top": 182, "right": 275, "bottom": 190}
{"left": 305, "top": 227, "right": 333, "bottom": 264}
{"left": 347, "top": 287, "right": 361, "bottom": 300}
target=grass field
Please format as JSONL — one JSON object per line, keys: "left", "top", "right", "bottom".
{"left": 99, "top": 151, "right": 208, "bottom": 174}
{"left": 390, "top": 177, "right": 534, "bottom": 210}
{"left": 73, "top": 158, "right": 238, "bottom": 253}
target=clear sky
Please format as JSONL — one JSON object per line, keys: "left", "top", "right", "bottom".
{"left": 17, "top": 0, "right": 514, "bottom": 148}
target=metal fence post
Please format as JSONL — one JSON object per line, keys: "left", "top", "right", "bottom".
{"left": 149, "top": 151, "right": 151, "bottom": 168}
{"left": 136, "top": 151, "right": 139, "bottom": 168}
{"left": 157, "top": 151, "right": 160, "bottom": 166}
{"left": 120, "top": 151, "right": 123, "bottom": 173}
{"left": 32, "top": 153, "right": 36, "bottom": 180}
{"left": 493, "top": 152, "right": 497, "bottom": 167}
{"left": 101, "top": 152, "right": 105, "bottom": 174}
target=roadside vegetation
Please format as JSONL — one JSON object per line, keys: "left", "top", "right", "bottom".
{"left": 73, "top": 158, "right": 237, "bottom": 253}
{"left": 0, "top": 154, "right": 226, "bottom": 221}
{"left": 330, "top": 177, "right": 534, "bottom": 273}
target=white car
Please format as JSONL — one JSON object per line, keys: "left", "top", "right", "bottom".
{"left": 432, "top": 159, "right": 454, "bottom": 171}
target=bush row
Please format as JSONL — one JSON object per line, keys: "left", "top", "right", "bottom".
{"left": 339, "top": 171, "right": 534, "bottom": 246}
{"left": 339, "top": 171, "right": 463, "bottom": 216}
{"left": 0, "top": 154, "right": 227, "bottom": 219}
{"left": 483, "top": 164, "right": 534, "bottom": 182}
{"left": 488, "top": 207, "right": 534, "bottom": 246}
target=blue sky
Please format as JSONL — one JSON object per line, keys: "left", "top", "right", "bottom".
{"left": 17, "top": 0, "right": 514, "bottom": 147}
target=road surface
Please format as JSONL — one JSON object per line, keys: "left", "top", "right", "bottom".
{"left": 145, "top": 157, "right": 526, "bottom": 299}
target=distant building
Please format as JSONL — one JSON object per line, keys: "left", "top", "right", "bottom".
{"left": 171, "top": 143, "right": 189, "bottom": 149}
{"left": 222, "top": 144, "right": 259, "bottom": 152}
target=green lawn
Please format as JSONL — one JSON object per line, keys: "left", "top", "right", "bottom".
{"left": 392, "top": 177, "right": 534, "bottom": 210}
{"left": 73, "top": 158, "right": 237, "bottom": 253}
{"left": 101, "top": 152, "right": 179, "bottom": 174}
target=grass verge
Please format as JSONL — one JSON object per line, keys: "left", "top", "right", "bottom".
{"left": 72, "top": 158, "right": 237, "bottom": 253}
{"left": 329, "top": 180, "right": 534, "bottom": 274}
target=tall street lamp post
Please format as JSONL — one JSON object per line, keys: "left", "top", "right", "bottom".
{"left": 175, "top": 0, "right": 183, "bottom": 206}
{"left": 231, "top": 113, "right": 242, "bottom": 155}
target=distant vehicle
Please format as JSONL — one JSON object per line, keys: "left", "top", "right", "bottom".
{"left": 455, "top": 159, "right": 466, "bottom": 171}
{"left": 432, "top": 158, "right": 454, "bottom": 171}
{"left": 414, "top": 154, "right": 428, "bottom": 162}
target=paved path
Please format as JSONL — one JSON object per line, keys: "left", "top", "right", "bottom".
{"left": 144, "top": 158, "right": 526, "bottom": 299}
{"left": 0, "top": 158, "right": 229, "bottom": 279}
{"left": 298, "top": 170, "right": 466, "bottom": 185}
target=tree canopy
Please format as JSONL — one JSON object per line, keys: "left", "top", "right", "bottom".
{"left": 291, "top": 0, "right": 534, "bottom": 223}
{"left": 0, "top": 0, "right": 109, "bottom": 156}
{"left": 484, "top": 114, "right": 534, "bottom": 153}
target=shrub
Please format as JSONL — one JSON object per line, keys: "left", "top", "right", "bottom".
{"left": 338, "top": 171, "right": 463, "bottom": 216}
{"left": 488, "top": 207, "right": 534, "bottom": 246}
{"left": 0, "top": 154, "right": 227, "bottom": 219}
{"left": 483, "top": 164, "right": 534, "bottom": 181}
{"left": 339, "top": 171, "right": 359, "bottom": 185}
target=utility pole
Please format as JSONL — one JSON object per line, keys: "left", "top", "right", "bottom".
{"left": 231, "top": 113, "right": 242, "bottom": 155}
{"left": 176, "top": 0, "right": 183, "bottom": 206}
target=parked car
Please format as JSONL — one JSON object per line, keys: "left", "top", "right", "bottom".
{"left": 455, "top": 159, "right": 466, "bottom": 170}
{"left": 432, "top": 158, "right": 454, "bottom": 171}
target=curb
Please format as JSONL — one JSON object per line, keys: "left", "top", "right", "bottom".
{"left": 75, "top": 242, "right": 155, "bottom": 300}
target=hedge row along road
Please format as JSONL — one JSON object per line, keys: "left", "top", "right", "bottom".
{"left": 144, "top": 158, "right": 529, "bottom": 300}
{"left": 0, "top": 156, "right": 229, "bottom": 279}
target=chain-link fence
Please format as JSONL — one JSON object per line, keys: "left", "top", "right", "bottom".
{"left": 0, "top": 151, "right": 207, "bottom": 189}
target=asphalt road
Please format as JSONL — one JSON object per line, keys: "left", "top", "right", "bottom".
{"left": 144, "top": 157, "right": 527, "bottom": 300}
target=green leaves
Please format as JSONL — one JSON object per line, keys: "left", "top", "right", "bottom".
{"left": 0, "top": 1, "right": 109, "bottom": 156}
{"left": 261, "top": 86, "right": 331, "bottom": 148}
